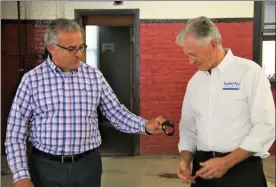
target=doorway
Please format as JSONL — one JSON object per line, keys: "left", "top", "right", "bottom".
{"left": 1, "top": 22, "right": 39, "bottom": 155}
{"left": 75, "top": 10, "right": 141, "bottom": 156}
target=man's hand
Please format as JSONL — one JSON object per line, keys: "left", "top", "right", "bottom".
{"left": 176, "top": 161, "right": 196, "bottom": 184}
{"left": 14, "top": 178, "right": 34, "bottom": 187}
{"left": 144, "top": 116, "right": 165, "bottom": 134}
{"left": 196, "top": 157, "right": 231, "bottom": 179}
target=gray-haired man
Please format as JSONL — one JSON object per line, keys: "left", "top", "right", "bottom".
{"left": 5, "top": 18, "right": 166, "bottom": 187}
{"left": 176, "top": 16, "right": 275, "bottom": 187}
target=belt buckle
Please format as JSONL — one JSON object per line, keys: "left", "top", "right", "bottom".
{"left": 61, "top": 156, "right": 74, "bottom": 163}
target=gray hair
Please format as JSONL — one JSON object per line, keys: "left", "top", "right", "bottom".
{"left": 176, "top": 16, "right": 222, "bottom": 46}
{"left": 44, "top": 18, "right": 81, "bottom": 46}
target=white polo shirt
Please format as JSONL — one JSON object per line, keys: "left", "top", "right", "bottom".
{"left": 178, "top": 49, "right": 275, "bottom": 158}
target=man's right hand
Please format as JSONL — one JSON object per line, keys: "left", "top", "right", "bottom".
{"left": 14, "top": 178, "right": 34, "bottom": 187}
{"left": 176, "top": 161, "right": 197, "bottom": 184}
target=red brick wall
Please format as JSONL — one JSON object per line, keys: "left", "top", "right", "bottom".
{"left": 140, "top": 22, "right": 258, "bottom": 154}
{"left": 29, "top": 24, "right": 47, "bottom": 54}
{"left": 139, "top": 23, "right": 196, "bottom": 154}
{"left": 0, "top": 23, "right": 46, "bottom": 56}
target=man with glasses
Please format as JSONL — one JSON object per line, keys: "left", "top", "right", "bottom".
{"left": 5, "top": 18, "right": 166, "bottom": 187}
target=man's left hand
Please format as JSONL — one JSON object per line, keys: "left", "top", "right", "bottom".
{"left": 196, "top": 157, "right": 231, "bottom": 179}
{"left": 145, "top": 116, "right": 166, "bottom": 134}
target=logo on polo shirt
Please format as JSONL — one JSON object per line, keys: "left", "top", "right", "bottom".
{"left": 223, "top": 81, "right": 241, "bottom": 90}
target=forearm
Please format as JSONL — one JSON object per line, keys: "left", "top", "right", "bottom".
{"left": 99, "top": 71, "right": 147, "bottom": 133}
{"left": 180, "top": 150, "right": 194, "bottom": 164}
{"left": 115, "top": 110, "right": 147, "bottom": 133}
{"left": 223, "top": 148, "right": 254, "bottom": 168}
{"left": 100, "top": 103, "right": 147, "bottom": 133}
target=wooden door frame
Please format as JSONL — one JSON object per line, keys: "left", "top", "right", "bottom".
{"left": 74, "top": 9, "right": 141, "bottom": 156}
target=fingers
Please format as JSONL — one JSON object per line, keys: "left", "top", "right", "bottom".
{"left": 176, "top": 168, "right": 186, "bottom": 181}
{"left": 151, "top": 116, "right": 164, "bottom": 131}
{"left": 156, "top": 116, "right": 166, "bottom": 131}
{"left": 156, "top": 116, "right": 166, "bottom": 124}
{"left": 176, "top": 165, "right": 196, "bottom": 184}
{"left": 196, "top": 166, "right": 216, "bottom": 179}
{"left": 145, "top": 116, "right": 170, "bottom": 134}
{"left": 191, "top": 175, "right": 198, "bottom": 180}
{"left": 201, "top": 171, "right": 216, "bottom": 179}
{"left": 199, "top": 162, "right": 206, "bottom": 167}
{"left": 196, "top": 165, "right": 209, "bottom": 176}
{"left": 177, "top": 169, "right": 195, "bottom": 183}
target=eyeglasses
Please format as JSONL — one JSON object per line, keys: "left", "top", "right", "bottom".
{"left": 54, "top": 43, "right": 87, "bottom": 53}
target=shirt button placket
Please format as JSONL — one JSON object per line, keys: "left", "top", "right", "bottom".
{"left": 64, "top": 77, "right": 71, "bottom": 154}
{"left": 208, "top": 71, "right": 215, "bottom": 150}
{"left": 208, "top": 70, "right": 218, "bottom": 151}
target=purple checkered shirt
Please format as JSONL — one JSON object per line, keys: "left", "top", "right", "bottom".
{"left": 5, "top": 56, "right": 147, "bottom": 183}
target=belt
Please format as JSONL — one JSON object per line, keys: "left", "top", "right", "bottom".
{"left": 195, "top": 150, "right": 230, "bottom": 158}
{"left": 32, "top": 147, "right": 97, "bottom": 163}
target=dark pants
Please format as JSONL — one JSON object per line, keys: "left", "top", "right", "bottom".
{"left": 28, "top": 148, "right": 102, "bottom": 187}
{"left": 191, "top": 151, "right": 268, "bottom": 187}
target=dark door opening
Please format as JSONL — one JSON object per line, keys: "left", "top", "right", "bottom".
{"left": 98, "top": 26, "right": 134, "bottom": 156}
{"left": 80, "top": 12, "right": 139, "bottom": 156}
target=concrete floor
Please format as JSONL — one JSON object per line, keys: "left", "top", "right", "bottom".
{"left": 1, "top": 155, "right": 275, "bottom": 187}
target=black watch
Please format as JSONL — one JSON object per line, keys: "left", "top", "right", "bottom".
{"left": 145, "top": 128, "right": 152, "bottom": 135}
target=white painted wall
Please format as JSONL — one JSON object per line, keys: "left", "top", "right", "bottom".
{"left": 1, "top": 1, "right": 254, "bottom": 20}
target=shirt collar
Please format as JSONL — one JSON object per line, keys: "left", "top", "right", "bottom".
{"left": 216, "top": 48, "right": 235, "bottom": 73}
{"left": 46, "top": 54, "right": 59, "bottom": 72}
{"left": 203, "top": 48, "right": 235, "bottom": 75}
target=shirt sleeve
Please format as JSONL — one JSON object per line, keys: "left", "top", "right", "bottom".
{"left": 5, "top": 73, "right": 33, "bottom": 183}
{"left": 178, "top": 81, "right": 197, "bottom": 153}
{"left": 97, "top": 70, "right": 147, "bottom": 134}
{"left": 239, "top": 68, "right": 275, "bottom": 158}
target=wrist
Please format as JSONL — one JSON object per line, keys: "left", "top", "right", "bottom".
{"left": 13, "top": 176, "right": 31, "bottom": 184}
{"left": 223, "top": 148, "right": 254, "bottom": 169}
{"left": 144, "top": 120, "right": 152, "bottom": 135}
{"left": 145, "top": 127, "right": 152, "bottom": 135}
{"left": 180, "top": 150, "right": 193, "bottom": 165}
{"left": 222, "top": 156, "right": 234, "bottom": 169}
{"left": 179, "top": 159, "right": 191, "bottom": 167}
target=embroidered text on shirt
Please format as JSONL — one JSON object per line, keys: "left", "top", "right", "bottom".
{"left": 223, "top": 81, "right": 241, "bottom": 90}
